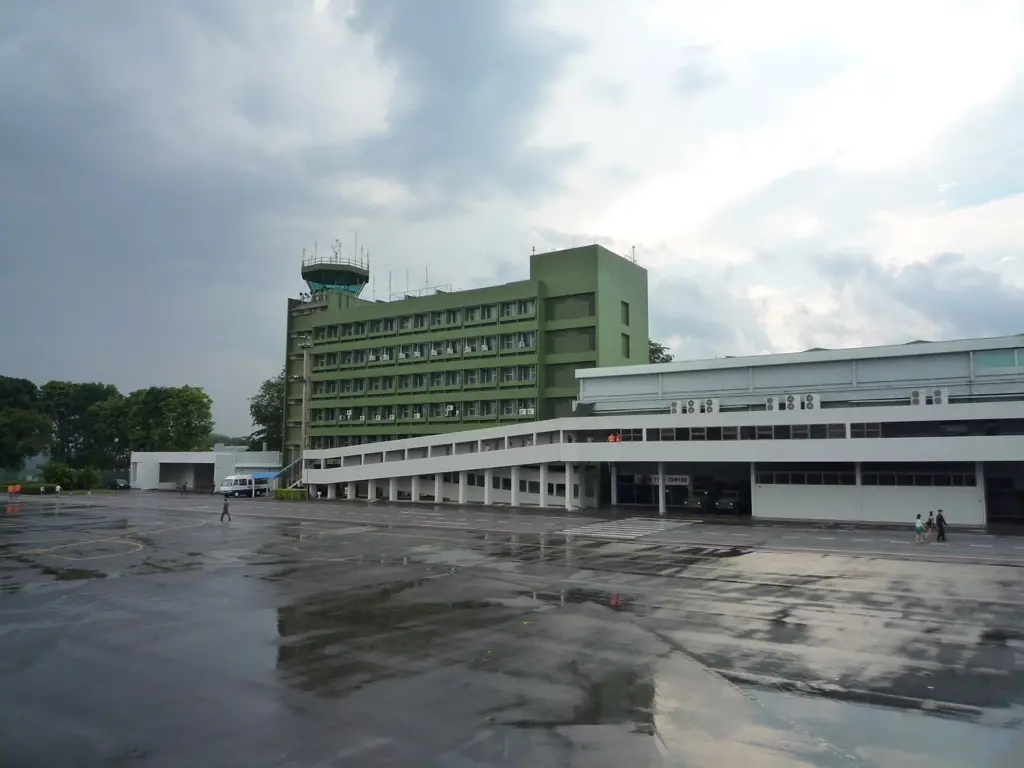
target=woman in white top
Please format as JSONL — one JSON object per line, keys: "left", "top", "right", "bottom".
{"left": 914, "top": 513, "right": 925, "bottom": 543}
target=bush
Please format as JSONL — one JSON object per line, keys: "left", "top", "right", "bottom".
{"left": 274, "top": 488, "right": 309, "bottom": 501}
{"left": 42, "top": 460, "right": 76, "bottom": 489}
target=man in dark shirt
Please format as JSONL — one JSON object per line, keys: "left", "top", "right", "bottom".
{"left": 935, "top": 509, "right": 947, "bottom": 542}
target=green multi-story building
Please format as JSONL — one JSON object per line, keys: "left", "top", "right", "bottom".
{"left": 283, "top": 244, "right": 648, "bottom": 462}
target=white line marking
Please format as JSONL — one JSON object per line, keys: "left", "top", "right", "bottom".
{"left": 815, "top": 537, "right": 834, "bottom": 541}
{"left": 969, "top": 544, "right": 994, "bottom": 548}
{"left": 782, "top": 535, "right": 802, "bottom": 539}
{"left": 851, "top": 538, "right": 872, "bottom": 542}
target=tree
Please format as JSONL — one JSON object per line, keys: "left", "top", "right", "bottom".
{"left": 649, "top": 338, "right": 674, "bottom": 364}
{"left": 0, "top": 376, "right": 51, "bottom": 470}
{"left": 42, "top": 460, "right": 76, "bottom": 488}
{"left": 40, "top": 381, "right": 122, "bottom": 468}
{"left": 248, "top": 367, "right": 285, "bottom": 451}
{"left": 124, "top": 386, "right": 214, "bottom": 452}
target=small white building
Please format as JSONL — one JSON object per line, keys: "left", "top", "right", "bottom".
{"left": 130, "top": 444, "right": 281, "bottom": 492}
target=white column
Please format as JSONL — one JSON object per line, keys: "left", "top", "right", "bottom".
{"left": 855, "top": 462, "right": 862, "bottom": 486}
{"left": 565, "top": 464, "right": 574, "bottom": 510}
{"left": 510, "top": 466, "right": 521, "bottom": 507}
{"left": 610, "top": 463, "right": 618, "bottom": 506}
{"left": 434, "top": 474, "right": 443, "bottom": 503}
{"left": 346, "top": 481, "right": 356, "bottom": 500}
{"left": 326, "top": 483, "right": 336, "bottom": 499}
{"left": 411, "top": 475, "right": 420, "bottom": 502}
{"left": 367, "top": 479, "right": 377, "bottom": 502}
{"left": 483, "top": 468, "right": 493, "bottom": 506}
{"left": 657, "top": 461, "right": 666, "bottom": 517}
{"left": 388, "top": 477, "right": 398, "bottom": 502}
{"left": 458, "top": 471, "right": 468, "bottom": 504}
{"left": 539, "top": 464, "right": 548, "bottom": 507}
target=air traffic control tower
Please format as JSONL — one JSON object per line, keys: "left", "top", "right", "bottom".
{"left": 301, "top": 240, "right": 370, "bottom": 297}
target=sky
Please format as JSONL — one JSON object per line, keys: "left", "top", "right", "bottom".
{"left": 2, "top": 0, "right": 1024, "bottom": 435}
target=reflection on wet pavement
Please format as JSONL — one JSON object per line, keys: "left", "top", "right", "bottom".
{"left": 2, "top": 501, "right": 1023, "bottom": 766}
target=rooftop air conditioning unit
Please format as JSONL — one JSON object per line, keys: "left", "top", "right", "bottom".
{"left": 700, "top": 398, "right": 719, "bottom": 414}
{"left": 910, "top": 389, "right": 923, "bottom": 406}
{"left": 368, "top": 354, "right": 377, "bottom": 361}
{"left": 526, "top": 408, "right": 535, "bottom": 416}
{"left": 765, "top": 396, "right": 778, "bottom": 411}
{"left": 801, "top": 393, "right": 820, "bottom": 410}
{"left": 784, "top": 394, "right": 797, "bottom": 411}
{"left": 925, "top": 387, "right": 948, "bottom": 406}
{"left": 398, "top": 352, "right": 407, "bottom": 359}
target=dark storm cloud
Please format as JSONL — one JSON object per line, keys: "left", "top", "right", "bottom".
{"left": 344, "top": 0, "right": 585, "bottom": 201}
{"left": 0, "top": 0, "right": 581, "bottom": 433}
{"left": 818, "top": 252, "right": 1024, "bottom": 339}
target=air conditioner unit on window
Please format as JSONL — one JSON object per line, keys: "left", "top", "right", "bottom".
{"left": 685, "top": 398, "right": 697, "bottom": 414}
{"left": 381, "top": 354, "right": 390, "bottom": 361}
{"left": 374, "top": 415, "right": 382, "bottom": 421}
{"left": 700, "top": 398, "right": 719, "bottom": 414}
{"left": 784, "top": 394, "right": 797, "bottom": 411}
{"left": 518, "top": 408, "right": 527, "bottom": 415}
{"left": 801, "top": 393, "right": 820, "bottom": 410}
{"left": 368, "top": 354, "right": 377, "bottom": 361}
{"left": 413, "top": 413, "right": 422, "bottom": 419}
{"left": 481, "top": 344, "right": 489, "bottom": 352}
{"left": 398, "top": 352, "right": 407, "bottom": 359}
{"left": 430, "top": 349, "right": 439, "bottom": 356}
{"left": 526, "top": 408, "right": 535, "bottom": 415}
{"left": 518, "top": 342, "right": 525, "bottom": 348}
{"left": 346, "top": 410, "right": 353, "bottom": 417}
{"left": 445, "top": 404, "right": 454, "bottom": 412}
{"left": 669, "top": 400, "right": 682, "bottom": 415}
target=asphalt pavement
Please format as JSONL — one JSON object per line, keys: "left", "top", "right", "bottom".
{"left": 2, "top": 495, "right": 1023, "bottom": 766}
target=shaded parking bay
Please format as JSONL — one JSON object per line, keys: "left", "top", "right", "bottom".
{"left": 1, "top": 500, "right": 1023, "bottom": 766}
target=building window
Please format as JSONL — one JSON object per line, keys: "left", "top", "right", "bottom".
{"left": 975, "top": 349, "right": 1016, "bottom": 372}
{"left": 621, "top": 333, "right": 630, "bottom": 358}
{"left": 621, "top": 301, "right": 630, "bottom": 325}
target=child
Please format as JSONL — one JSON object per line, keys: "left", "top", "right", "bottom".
{"left": 914, "top": 513, "right": 925, "bottom": 543}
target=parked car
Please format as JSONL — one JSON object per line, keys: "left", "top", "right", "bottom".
{"left": 680, "top": 489, "right": 712, "bottom": 514}
{"left": 109, "top": 479, "right": 131, "bottom": 490}
{"left": 714, "top": 489, "right": 750, "bottom": 515}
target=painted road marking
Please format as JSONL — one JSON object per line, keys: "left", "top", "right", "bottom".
{"left": 851, "top": 538, "right": 872, "bottom": 542}
{"left": 562, "top": 517, "right": 693, "bottom": 541}
{"left": 969, "top": 544, "right": 994, "bottom": 548}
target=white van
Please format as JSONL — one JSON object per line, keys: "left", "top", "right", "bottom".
{"left": 219, "top": 474, "right": 270, "bottom": 498}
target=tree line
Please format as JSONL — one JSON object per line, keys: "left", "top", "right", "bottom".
{"left": 0, "top": 376, "right": 214, "bottom": 474}
{"left": 243, "top": 338, "right": 676, "bottom": 453}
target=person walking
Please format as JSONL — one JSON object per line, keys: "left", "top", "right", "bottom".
{"left": 220, "top": 497, "right": 231, "bottom": 522}
{"left": 914, "top": 513, "right": 925, "bottom": 543}
{"left": 936, "top": 509, "right": 948, "bottom": 542}
{"left": 925, "top": 511, "right": 936, "bottom": 541}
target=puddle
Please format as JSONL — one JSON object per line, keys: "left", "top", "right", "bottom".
{"left": 275, "top": 580, "right": 514, "bottom": 696}
{"left": 522, "top": 587, "right": 640, "bottom": 614}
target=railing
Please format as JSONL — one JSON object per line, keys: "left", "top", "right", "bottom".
{"left": 277, "top": 457, "right": 304, "bottom": 489}
{"left": 302, "top": 253, "right": 369, "bottom": 270}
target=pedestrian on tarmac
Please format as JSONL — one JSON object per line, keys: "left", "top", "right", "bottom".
{"left": 220, "top": 498, "right": 231, "bottom": 522}
{"left": 936, "top": 509, "right": 948, "bottom": 542}
{"left": 926, "top": 510, "right": 936, "bottom": 540}
{"left": 914, "top": 513, "right": 925, "bottom": 543}
{"left": 14, "top": 484, "right": 20, "bottom": 500}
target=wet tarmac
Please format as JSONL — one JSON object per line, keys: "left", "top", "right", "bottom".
{"left": 2, "top": 498, "right": 1023, "bottom": 766}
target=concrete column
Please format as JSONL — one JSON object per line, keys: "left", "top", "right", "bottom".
{"left": 388, "top": 477, "right": 398, "bottom": 502}
{"left": 434, "top": 474, "right": 443, "bottom": 503}
{"left": 539, "top": 464, "right": 548, "bottom": 507}
{"left": 854, "top": 462, "right": 862, "bottom": 486}
{"left": 657, "top": 461, "right": 666, "bottom": 517}
{"left": 610, "top": 463, "right": 618, "bottom": 506}
{"left": 510, "top": 466, "right": 521, "bottom": 507}
{"left": 346, "top": 481, "right": 356, "bottom": 500}
{"left": 458, "top": 471, "right": 468, "bottom": 504}
{"left": 565, "top": 464, "right": 574, "bottom": 511}
{"left": 327, "top": 483, "right": 336, "bottom": 500}
{"left": 483, "top": 468, "right": 493, "bottom": 506}
{"left": 411, "top": 475, "right": 420, "bottom": 502}
{"left": 367, "top": 479, "right": 377, "bottom": 502}
{"left": 976, "top": 461, "right": 987, "bottom": 523}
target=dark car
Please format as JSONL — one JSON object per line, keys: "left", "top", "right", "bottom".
{"left": 109, "top": 479, "right": 131, "bottom": 490}
{"left": 680, "top": 489, "right": 712, "bottom": 513}
{"left": 714, "top": 489, "right": 749, "bottom": 515}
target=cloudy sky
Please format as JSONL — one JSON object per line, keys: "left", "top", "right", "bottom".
{"left": 2, "top": 0, "right": 1024, "bottom": 435}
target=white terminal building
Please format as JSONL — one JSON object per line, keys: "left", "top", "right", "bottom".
{"left": 302, "top": 334, "right": 1024, "bottom": 528}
